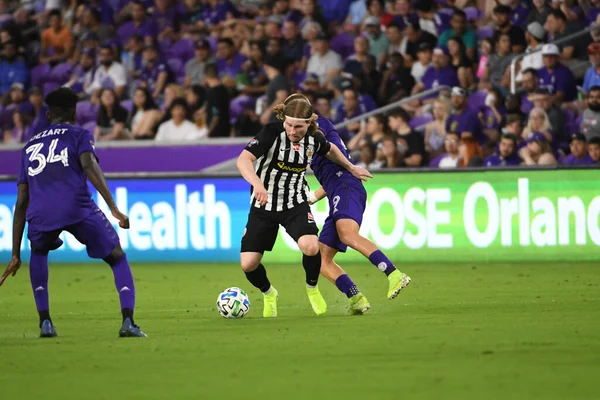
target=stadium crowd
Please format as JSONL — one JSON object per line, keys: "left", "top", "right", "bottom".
{"left": 1, "top": 0, "right": 600, "bottom": 167}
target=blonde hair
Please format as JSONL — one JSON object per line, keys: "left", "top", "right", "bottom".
{"left": 524, "top": 107, "right": 552, "bottom": 139}
{"left": 273, "top": 96, "right": 319, "bottom": 133}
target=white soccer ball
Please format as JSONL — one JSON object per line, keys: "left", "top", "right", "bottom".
{"left": 216, "top": 287, "right": 251, "bottom": 319}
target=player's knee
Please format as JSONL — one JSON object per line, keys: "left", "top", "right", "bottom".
{"left": 104, "top": 245, "right": 125, "bottom": 266}
{"left": 240, "top": 253, "right": 262, "bottom": 272}
{"left": 298, "top": 237, "right": 319, "bottom": 256}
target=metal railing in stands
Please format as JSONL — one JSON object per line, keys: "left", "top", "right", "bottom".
{"left": 509, "top": 23, "right": 600, "bottom": 94}
{"left": 333, "top": 86, "right": 452, "bottom": 130}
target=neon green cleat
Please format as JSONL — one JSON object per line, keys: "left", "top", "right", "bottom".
{"left": 387, "top": 270, "right": 411, "bottom": 299}
{"left": 262, "top": 287, "right": 278, "bottom": 318}
{"left": 347, "top": 293, "right": 371, "bottom": 316}
{"left": 306, "top": 286, "right": 327, "bottom": 315}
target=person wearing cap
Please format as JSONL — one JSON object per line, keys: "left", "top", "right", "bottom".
{"left": 40, "top": 9, "right": 74, "bottom": 65}
{"left": 139, "top": 45, "right": 172, "bottom": 100}
{"left": 306, "top": 33, "right": 343, "bottom": 85}
{"left": 493, "top": 5, "right": 526, "bottom": 54}
{"left": 0, "top": 40, "right": 28, "bottom": 96}
{"left": 538, "top": 43, "right": 577, "bottom": 104}
{"left": 409, "top": 46, "right": 458, "bottom": 108}
{"left": 544, "top": 9, "right": 591, "bottom": 66}
{"left": 437, "top": 9, "right": 477, "bottom": 60}
{"left": 580, "top": 85, "right": 600, "bottom": 141}
{"left": 484, "top": 133, "right": 522, "bottom": 167}
{"left": 588, "top": 136, "right": 600, "bottom": 164}
{"left": 582, "top": 43, "right": 600, "bottom": 94}
{"left": 185, "top": 39, "right": 214, "bottom": 87}
{"left": 265, "top": 14, "right": 284, "bottom": 39}
{"left": 116, "top": 1, "right": 158, "bottom": 47}
{"left": 90, "top": 44, "right": 127, "bottom": 99}
{"left": 519, "top": 132, "right": 557, "bottom": 165}
{"left": 446, "top": 86, "right": 484, "bottom": 144}
{"left": 411, "top": 42, "right": 433, "bottom": 82}
{"left": 364, "top": 15, "right": 390, "bottom": 66}
{"left": 259, "top": 53, "right": 291, "bottom": 125}
{"left": 515, "top": 22, "right": 545, "bottom": 82}
{"left": 561, "top": 133, "right": 595, "bottom": 165}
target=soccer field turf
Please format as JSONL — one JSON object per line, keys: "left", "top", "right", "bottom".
{"left": 0, "top": 262, "right": 599, "bottom": 400}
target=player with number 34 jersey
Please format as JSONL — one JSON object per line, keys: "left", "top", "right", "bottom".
{"left": 285, "top": 95, "right": 412, "bottom": 315}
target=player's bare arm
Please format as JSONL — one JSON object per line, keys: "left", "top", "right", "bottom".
{"left": 236, "top": 150, "right": 268, "bottom": 206}
{"left": 309, "top": 187, "right": 326, "bottom": 205}
{"left": 325, "top": 143, "right": 373, "bottom": 182}
{"left": 79, "top": 152, "right": 130, "bottom": 229}
{"left": 0, "top": 183, "right": 29, "bottom": 286}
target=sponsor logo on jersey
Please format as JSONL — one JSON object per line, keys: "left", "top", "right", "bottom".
{"left": 247, "top": 139, "right": 259, "bottom": 147}
{"left": 276, "top": 162, "right": 306, "bottom": 173}
{"left": 308, "top": 212, "right": 315, "bottom": 223}
{"left": 293, "top": 143, "right": 301, "bottom": 151}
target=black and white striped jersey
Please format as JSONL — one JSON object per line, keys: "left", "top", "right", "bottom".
{"left": 244, "top": 122, "right": 331, "bottom": 211}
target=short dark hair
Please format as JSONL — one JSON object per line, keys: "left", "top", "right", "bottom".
{"left": 534, "top": 88, "right": 551, "bottom": 96}
{"left": 387, "top": 21, "right": 404, "bottom": 31}
{"left": 548, "top": 9, "right": 567, "bottom": 22}
{"left": 48, "top": 9, "right": 61, "bottom": 18}
{"left": 204, "top": 63, "right": 219, "bottom": 79}
{"left": 388, "top": 107, "right": 410, "bottom": 123}
{"left": 501, "top": 133, "right": 518, "bottom": 146}
{"left": 522, "top": 68, "right": 538, "bottom": 77}
{"left": 589, "top": 137, "right": 600, "bottom": 146}
{"left": 217, "top": 38, "right": 234, "bottom": 48}
{"left": 493, "top": 5, "right": 511, "bottom": 15}
{"left": 589, "top": 85, "right": 600, "bottom": 94}
{"left": 496, "top": 32, "right": 511, "bottom": 43}
{"left": 452, "top": 9, "right": 466, "bottom": 20}
{"left": 45, "top": 87, "right": 79, "bottom": 122}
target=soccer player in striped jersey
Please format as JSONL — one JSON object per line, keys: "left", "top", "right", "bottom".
{"left": 236, "top": 98, "right": 372, "bottom": 318}
{"left": 284, "top": 94, "right": 411, "bottom": 315}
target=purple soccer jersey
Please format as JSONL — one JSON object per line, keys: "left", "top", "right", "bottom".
{"left": 310, "top": 116, "right": 367, "bottom": 252}
{"left": 445, "top": 108, "right": 484, "bottom": 144}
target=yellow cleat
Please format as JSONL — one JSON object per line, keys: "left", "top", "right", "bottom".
{"left": 387, "top": 270, "right": 411, "bottom": 299}
{"left": 262, "top": 287, "right": 278, "bottom": 318}
{"left": 348, "top": 293, "right": 371, "bottom": 316}
{"left": 306, "top": 286, "right": 327, "bottom": 315}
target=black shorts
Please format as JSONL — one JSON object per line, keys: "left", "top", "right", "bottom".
{"left": 240, "top": 202, "right": 319, "bottom": 253}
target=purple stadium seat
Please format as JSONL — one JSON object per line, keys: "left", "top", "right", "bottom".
{"left": 31, "top": 64, "right": 51, "bottom": 88}
{"left": 76, "top": 101, "right": 99, "bottom": 126}
{"left": 409, "top": 114, "right": 433, "bottom": 130}
{"left": 468, "top": 90, "right": 487, "bottom": 113}
{"left": 121, "top": 100, "right": 133, "bottom": 113}
{"left": 158, "top": 39, "right": 171, "bottom": 55}
{"left": 477, "top": 26, "right": 494, "bottom": 40}
{"left": 82, "top": 121, "right": 97, "bottom": 133}
{"left": 563, "top": 109, "right": 580, "bottom": 136}
{"left": 48, "top": 62, "right": 74, "bottom": 84}
{"left": 42, "top": 82, "right": 61, "bottom": 95}
{"left": 167, "top": 58, "right": 185, "bottom": 79}
{"left": 464, "top": 7, "right": 480, "bottom": 21}
{"left": 169, "top": 39, "right": 195, "bottom": 63}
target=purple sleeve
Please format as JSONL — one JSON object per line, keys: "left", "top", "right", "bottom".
{"left": 77, "top": 129, "right": 98, "bottom": 160}
{"left": 554, "top": 70, "right": 574, "bottom": 95}
{"left": 17, "top": 150, "right": 27, "bottom": 185}
{"left": 428, "top": 154, "right": 443, "bottom": 167}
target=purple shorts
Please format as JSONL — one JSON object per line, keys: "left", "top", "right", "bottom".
{"left": 318, "top": 182, "right": 367, "bottom": 253}
{"left": 27, "top": 209, "right": 119, "bottom": 259}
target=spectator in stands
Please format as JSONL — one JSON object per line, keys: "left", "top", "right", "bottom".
{"left": 484, "top": 133, "right": 521, "bottom": 166}
{"left": 357, "top": 54, "right": 382, "bottom": 103}
{"left": 348, "top": 114, "right": 388, "bottom": 153}
{"left": 28, "top": 87, "right": 49, "bottom": 136}
{"left": 516, "top": 22, "right": 545, "bottom": 82}
{"left": 139, "top": 45, "right": 172, "bottom": 101}
{"left": 384, "top": 21, "right": 403, "bottom": 61}
{"left": 184, "top": 40, "right": 213, "bottom": 87}
{"left": 155, "top": 98, "right": 207, "bottom": 141}
{"left": 3, "top": 110, "right": 30, "bottom": 144}
{"left": 216, "top": 38, "right": 247, "bottom": 89}
{"left": 519, "top": 132, "right": 558, "bottom": 165}
{"left": 356, "top": 142, "right": 383, "bottom": 170}
{"left": 259, "top": 54, "right": 290, "bottom": 125}
{"left": 531, "top": 87, "right": 565, "bottom": 141}
{"left": 561, "top": 132, "right": 596, "bottom": 165}
{"left": 583, "top": 43, "right": 600, "bottom": 94}
{"left": 408, "top": 46, "right": 458, "bottom": 110}
{"left": 482, "top": 87, "right": 505, "bottom": 144}
{"left": 437, "top": 9, "right": 476, "bottom": 60}
{"left": 334, "top": 87, "right": 366, "bottom": 142}
{"left": 2, "top": 84, "right": 32, "bottom": 132}
{"left": 362, "top": 0, "right": 391, "bottom": 29}
{"left": 363, "top": 16, "right": 389, "bottom": 67}
{"left": 162, "top": 83, "right": 185, "bottom": 112}
{"left": 152, "top": 0, "right": 179, "bottom": 41}
{"left": 446, "top": 87, "right": 484, "bottom": 143}
{"left": 477, "top": 39, "right": 492, "bottom": 81}
{"left": 424, "top": 98, "right": 450, "bottom": 160}
{"left": 40, "top": 9, "right": 74, "bottom": 65}
{"left": 588, "top": 137, "right": 600, "bottom": 164}
{"left": 185, "top": 85, "right": 205, "bottom": 124}
{"left": 503, "top": 113, "right": 526, "bottom": 146}
{"left": 379, "top": 52, "right": 415, "bottom": 104}
{"left": 402, "top": 20, "right": 438, "bottom": 65}
{"left": 65, "top": 48, "right": 96, "bottom": 98}
{"left": 79, "top": 7, "right": 113, "bottom": 45}
{"left": 458, "top": 136, "right": 484, "bottom": 167}
{"left": 493, "top": 5, "right": 526, "bottom": 54}
{"left": 203, "top": 63, "right": 231, "bottom": 137}
{"left": 523, "top": 106, "right": 554, "bottom": 142}
{"left": 520, "top": 68, "right": 538, "bottom": 114}
{"left": 0, "top": 41, "right": 28, "bottom": 96}
{"left": 306, "top": 33, "right": 342, "bottom": 86}
{"left": 505, "top": 0, "right": 530, "bottom": 28}
{"left": 538, "top": 43, "right": 577, "bottom": 104}
{"left": 527, "top": 0, "right": 551, "bottom": 26}
{"left": 411, "top": 42, "right": 432, "bottom": 83}
{"left": 387, "top": 107, "right": 426, "bottom": 167}
{"left": 432, "top": 132, "right": 461, "bottom": 168}
{"left": 94, "top": 88, "right": 130, "bottom": 141}
{"left": 314, "top": 93, "right": 332, "bottom": 118}
{"left": 379, "top": 136, "right": 402, "bottom": 168}
{"left": 180, "top": 0, "right": 205, "bottom": 34}
{"left": 90, "top": 45, "right": 127, "bottom": 99}
{"left": 265, "top": 15, "right": 283, "bottom": 39}
{"left": 116, "top": 1, "right": 157, "bottom": 46}
{"left": 128, "top": 87, "right": 163, "bottom": 140}
{"left": 581, "top": 85, "right": 600, "bottom": 141}
{"left": 121, "top": 35, "right": 143, "bottom": 85}
{"left": 447, "top": 36, "right": 474, "bottom": 90}
{"left": 479, "top": 32, "right": 513, "bottom": 96}
{"left": 282, "top": 17, "right": 305, "bottom": 64}
{"left": 544, "top": 9, "right": 591, "bottom": 67}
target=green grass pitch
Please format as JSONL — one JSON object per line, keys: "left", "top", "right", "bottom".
{"left": 0, "top": 262, "right": 599, "bottom": 400}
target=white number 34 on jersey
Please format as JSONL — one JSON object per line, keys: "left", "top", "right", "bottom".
{"left": 26, "top": 138, "right": 69, "bottom": 177}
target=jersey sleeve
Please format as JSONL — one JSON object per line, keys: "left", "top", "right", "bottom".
{"left": 244, "top": 124, "right": 278, "bottom": 159}
{"left": 77, "top": 129, "right": 98, "bottom": 161}
{"left": 16, "top": 150, "right": 27, "bottom": 185}
{"left": 313, "top": 130, "right": 331, "bottom": 156}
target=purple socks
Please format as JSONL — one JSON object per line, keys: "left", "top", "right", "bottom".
{"left": 335, "top": 274, "right": 360, "bottom": 298}
{"left": 30, "top": 251, "right": 50, "bottom": 321}
{"left": 108, "top": 254, "right": 136, "bottom": 311}
{"left": 368, "top": 250, "right": 397, "bottom": 276}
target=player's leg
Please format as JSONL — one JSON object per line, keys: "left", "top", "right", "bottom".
{"left": 283, "top": 204, "right": 326, "bottom": 315}
{"left": 319, "top": 241, "right": 370, "bottom": 315}
{"left": 335, "top": 218, "right": 411, "bottom": 300}
{"left": 27, "top": 227, "right": 62, "bottom": 337}
{"left": 240, "top": 208, "right": 279, "bottom": 317}
{"left": 67, "top": 210, "right": 146, "bottom": 337}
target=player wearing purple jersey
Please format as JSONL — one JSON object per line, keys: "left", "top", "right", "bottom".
{"left": 0, "top": 88, "right": 146, "bottom": 338}
{"left": 285, "top": 94, "right": 412, "bottom": 315}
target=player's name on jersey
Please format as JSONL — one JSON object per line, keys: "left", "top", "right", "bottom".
{"left": 28, "top": 128, "right": 69, "bottom": 142}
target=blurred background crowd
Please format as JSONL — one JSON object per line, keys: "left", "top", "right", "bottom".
{"left": 1, "top": 0, "right": 600, "bottom": 168}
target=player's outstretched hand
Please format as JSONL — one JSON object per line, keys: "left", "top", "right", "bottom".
{"left": 350, "top": 166, "right": 373, "bottom": 182}
{"left": 254, "top": 183, "right": 268, "bottom": 206}
{"left": 0, "top": 256, "right": 22, "bottom": 287}
{"left": 112, "top": 209, "right": 130, "bottom": 229}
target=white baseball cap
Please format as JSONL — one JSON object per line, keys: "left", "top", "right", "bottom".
{"left": 541, "top": 43, "right": 560, "bottom": 56}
